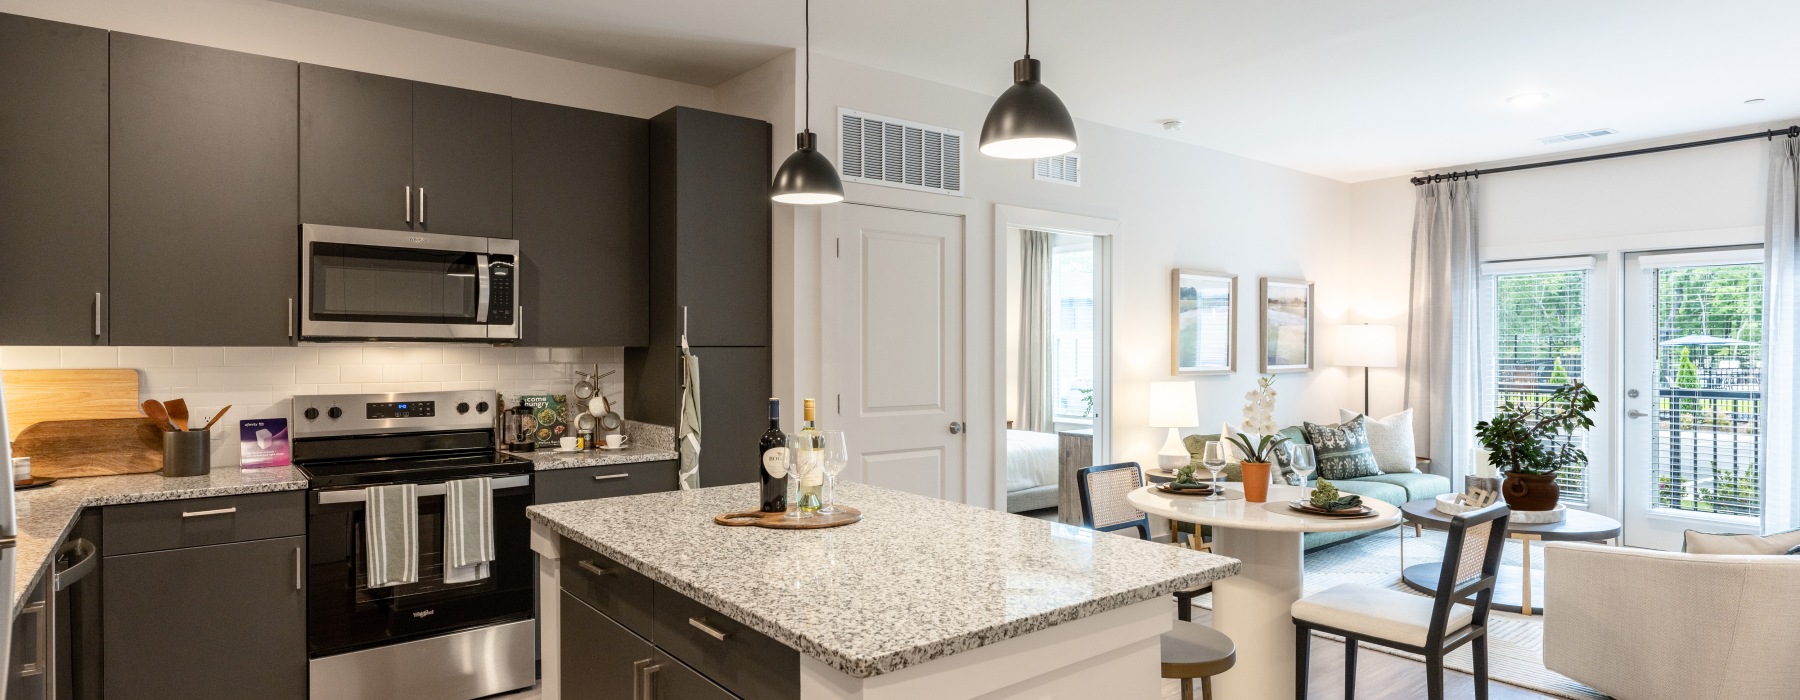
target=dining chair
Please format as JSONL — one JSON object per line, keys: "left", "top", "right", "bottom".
{"left": 1290, "top": 503, "right": 1510, "bottom": 700}
{"left": 1075, "top": 462, "right": 1235, "bottom": 700}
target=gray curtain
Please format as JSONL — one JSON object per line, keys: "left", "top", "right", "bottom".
{"left": 1764, "top": 137, "right": 1798, "bottom": 533}
{"left": 1017, "top": 229, "right": 1055, "bottom": 433}
{"left": 1404, "top": 179, "right": 1481, "bottom": 479}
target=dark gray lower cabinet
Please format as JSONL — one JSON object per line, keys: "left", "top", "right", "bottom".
{"left": 0, "top": 13, "right": 109, "bottom": 345}
{"left": 534, "top": 460, "right": 678, "bottom": 505}
{"left": 562, "top": 592, "right": 734, "bottom": 700}
{"left": 102, "top": 536, "right": 306, "bottom": 700}
{"left": 108, "top": 33, "right": 299, "bottom": 346}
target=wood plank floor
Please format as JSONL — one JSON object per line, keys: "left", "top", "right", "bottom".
{"left": 1167, "top": 608, "right": 1558, "bottom": 700}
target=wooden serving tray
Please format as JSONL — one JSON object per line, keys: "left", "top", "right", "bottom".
{"left": 715, "top": 506, "right": 862, "bottom": 529}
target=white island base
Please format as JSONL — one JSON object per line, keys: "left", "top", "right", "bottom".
{"left": 532, "top": 521, "right": 1175, "bottom": 700}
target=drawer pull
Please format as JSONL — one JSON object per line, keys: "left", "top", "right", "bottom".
{"left": 576, "top": 560, "right": 614, "bottom": 578}
{"left": 688, "top": 617, "right": 730, "bottom": 641}
{"left": 592, "top": 473, "right": 630, "bottom": 482}
{"left": 181, "top": 507, "right": 238, "bottom": 518}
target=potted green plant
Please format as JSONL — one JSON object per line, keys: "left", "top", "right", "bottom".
{"left": 1225, "top": 433, "right": 1289, "bottom": 503}
{"left": 1474, "top": 382, "right": 1598, "bottom": 511}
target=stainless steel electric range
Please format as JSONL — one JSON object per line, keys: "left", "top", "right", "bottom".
{"left": 292, "top": 390, "right": 534, "bottom": 700}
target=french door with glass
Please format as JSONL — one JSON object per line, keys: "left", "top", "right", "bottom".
{"left": 1620, "top": 248, "right": 1767, "bottom": 550}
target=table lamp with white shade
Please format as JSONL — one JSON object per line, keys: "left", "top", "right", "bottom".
{"left": 1149, "top": 381, "right": 1200, "bottom": 469}
{"left": 1336, "top": 323, "right": 1397, "bottom": 416}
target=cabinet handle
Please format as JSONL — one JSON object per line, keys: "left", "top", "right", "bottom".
{"left": 419, "top": 187, "right": 426, "bottom": 226}
{"left": 94, "top": 292, "right": 102, "bottom": 337}
{"left": 288, "top": 297, "right": 296, "bottom": 340}
{"left": 592, "top": 473, "right": 629, "bottom": 481}
{"left": 688, "top": 617, "right": 730, "bottom": 641}
{"left": 631, "top": 659, "right": 660, "bottom": 700}
{"left": 576, "top": 560, "right": 613, "bottom": 578}
{"left": 18, "top": 600, "right": 46, "bottom": 676}
{"left": 181, "top": 507, "right": 237, "bottom": 518}
{"left": 295, "top": 546, "right": 304, "bottom": 591}
{"left": 405, "top": 185, "right": 412, "bottom": 224}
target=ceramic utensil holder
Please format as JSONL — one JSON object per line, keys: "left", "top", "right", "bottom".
{"left": 162, "top": 429, "right": 211, "bottom": 477}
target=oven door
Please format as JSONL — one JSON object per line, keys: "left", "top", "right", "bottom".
{"left": 305, "top": 474, "right": 533, "bottom": 657}
{"left": 300, "top": 224, "right": 519, "bottom": 341}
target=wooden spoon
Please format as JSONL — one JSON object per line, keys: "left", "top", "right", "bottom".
{"left": 200, "top": 405, "right": 232, "bottom": 432}
{"left": 167, "top": 398, "right": 190, "bottom": 432}
{"left": 141, "top": 400, "right": 176, "bottom": 432}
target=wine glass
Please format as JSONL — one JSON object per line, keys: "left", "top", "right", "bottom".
{"left": 1292, "top": 445, "right": 1318, "bottom": 498}
{"left": 784, "top": 434, "right": 814, "bottom": 519}
{"left": 1201, "top": 441, "right": 1227, "bottom": 501}
{"left": 820, "top": 430, "right": 848, "bottom": 514}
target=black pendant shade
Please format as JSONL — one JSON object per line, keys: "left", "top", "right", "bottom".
{"left": 979, "top": 56, "right": 1078, "bottom": 159}
{"left": 771, "top": 130, "right": 844, "bottom": 205}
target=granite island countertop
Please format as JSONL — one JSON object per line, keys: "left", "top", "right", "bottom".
{"left": 527, "top": 481, "right": 1239, "bottom": 679}
{"left": 8, "top": 466, "right": 309, "bottom": 617}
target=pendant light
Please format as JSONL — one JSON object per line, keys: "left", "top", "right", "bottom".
{"left": 771, "top": 0, "right": 845, "bottom": 205}
{"left": 979, "top": 0, "right": 1078, "bottom": 159}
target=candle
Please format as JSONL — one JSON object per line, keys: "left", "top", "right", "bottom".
{"left": 1474, "top": 448, "right": 1497, "bottom": 478}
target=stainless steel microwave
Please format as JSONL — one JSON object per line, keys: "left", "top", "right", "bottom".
{"left": 300, "top": 224, "right": 519, "bottom": 342}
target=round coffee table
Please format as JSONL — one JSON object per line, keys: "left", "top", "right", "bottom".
{"left": 1399, "top": 499, "right": 1621, "bottom": 615}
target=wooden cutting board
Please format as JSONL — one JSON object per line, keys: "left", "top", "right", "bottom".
{"left": 2, "top": 369, "right": 142, "bottom": 443}
{"left": 11, "top": 418, "right": 164, "bottom": 478}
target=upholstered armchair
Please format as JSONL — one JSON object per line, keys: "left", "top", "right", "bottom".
{"left": 1542, "top": 543, "right": 1800, "bottom": 700}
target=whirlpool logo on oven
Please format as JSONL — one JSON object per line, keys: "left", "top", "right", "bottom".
{"left": 412, "top": 610, "right": 436, "bottom": 619}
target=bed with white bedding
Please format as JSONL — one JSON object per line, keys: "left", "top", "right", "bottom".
{"left": 1005, "top": 429, "right": 1061, "bottom": 513}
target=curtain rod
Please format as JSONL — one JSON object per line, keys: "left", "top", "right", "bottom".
{"left": 1410, "top": 125, "right": 1800, "bottom": 186}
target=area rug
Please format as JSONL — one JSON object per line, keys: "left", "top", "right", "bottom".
{"left": 1189, "top": 528, "right": 1609, "bottom": 700}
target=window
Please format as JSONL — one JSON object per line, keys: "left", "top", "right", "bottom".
{"left": 1482, "top": 264, "right": 1592, "bottom": 505}
{"left": 1051, "top": 235, "right": 1096, "bottom": 420}
{"left": 1647, "top": 263, "right": 1763, "bottom": 518}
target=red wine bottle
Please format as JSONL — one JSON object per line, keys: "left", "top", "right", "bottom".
{"left": 759, "top": 399, "right": 788, "bottom": 512}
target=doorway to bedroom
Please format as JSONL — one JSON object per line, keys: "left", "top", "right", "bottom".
{"left": 1005, "top": 226, "right": 1110, "bottom": 519}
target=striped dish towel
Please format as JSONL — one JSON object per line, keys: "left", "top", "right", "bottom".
{"left": 443, "top": 477, "right": 495, "bottom": 577}
{"left": 364, "top": 483, "right": 418, "bottom": 588}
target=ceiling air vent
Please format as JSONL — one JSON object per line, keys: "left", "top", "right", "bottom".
{"left": 839, "top": 108, "right": 964, "bottom": 196}
{"left": 1034, "top": 153, "right": 1081, "bottom": 186}
{"left": 1538, "top": 128, "right": 1619, "bottom": 145}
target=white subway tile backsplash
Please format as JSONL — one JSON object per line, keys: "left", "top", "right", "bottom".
{"left": 550, "top": 347, "right": 582, "bottom": 363}
{"left": 362, "top": 346, "right": 405, "bottom": 365}
{"left": 118, "top": 346, "right": 174, "bottom": 368}
{"left": 222, "top": 347, "right": 272, "bottom": 366}
{"left": 441, "top": 347, "right": 481, "bottom": 364}
{"left": 1, "top": 346, "right": 62, "bottom": 369}
{"left": 173, "top": 347, "right": 224, "bottom": 367}
{"left": 60, "top": 346, "right": 118, "bottom": 368}
{"left": 479, "top": 347, "right": 515, "bottom": 365}
{"left": 317, "top": 346, "right": 364, "bottom": 365}
{"left": 294, "top": 364, "right": 340, "bottom": 384}
{"left": 339, "top": 365, "right": 384, "bottom": 383}
{"left": 142, "top": 367, "right": 198, "bottom": 388}
{"left": 382, "top": 364, "right": 422, "bottom": 382}
{"left": 518, "top": 347, "right": 551, "bottom": 364}
{"left": 198, "top": 366, "right": 297, "bottom": 387}
{"left": 460, "top": 364, "right": 500, "bottom": 381}
{"left": 419, "top": 364, "right": 461, "bottom": 382}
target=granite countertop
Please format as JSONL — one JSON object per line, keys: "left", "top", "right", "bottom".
{"left": 527, "top": 482, "right": 1239, "bottom": 679}
{"left": 9, "top": 466, "right": 309, "bottom": 617}
{"left": 511, "top": 445, "right": 680, "bottom": 471}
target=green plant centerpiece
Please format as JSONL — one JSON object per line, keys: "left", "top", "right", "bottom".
{"left": 1473, "top": 382, "right": 1598, "bottom": 511}
{"left": 1308, "top": 479, "right": 1363, "bottom": 512}
{"left": 1226, "top": 432, "right": 1289, "bottom": 503}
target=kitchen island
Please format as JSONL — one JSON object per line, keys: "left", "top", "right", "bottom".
{"left": 527, "top": 481, "right": 1239, "bottom": 700}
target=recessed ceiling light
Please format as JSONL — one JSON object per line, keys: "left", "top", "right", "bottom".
{"left": 1161, "top": 120, "right": 1185, "bottom": 131}
{"left": 1745, "top": 98, "right": 1766, "bottom": 105}
{"left": 1507, "top": 92, "right": 1549, "bottom": 105}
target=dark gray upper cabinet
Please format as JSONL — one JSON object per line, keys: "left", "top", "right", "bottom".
{"left": 0, "top": 13, "right": 109, "bottom": 345}
{"left": 299, "top": 64, "right": 413, "bottom": 232}
{"left": 414, "top": 83, "right": 512, "bottom": 237}
{"left": 513, "top": 99, "right": 648, "bottom": 347}
{"left": 299, "top": 65, "right": 512, "bottom": 238}
{"left": 103, "top": 536, "right": 306, "bottom": 700}
{"left": 650, "top": 107, "right": 772, "bottom": 347}
{"left": 109, "top": 33, "right": 298, "bottom": 346}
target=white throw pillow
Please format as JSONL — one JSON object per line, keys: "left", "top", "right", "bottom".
{"left": 1339, "top": 408, "right": 1418, "bottom": 474}
{"left": 1683, "top": 528, "right": 1800, "bottom": 555}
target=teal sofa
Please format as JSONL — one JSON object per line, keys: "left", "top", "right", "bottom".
{"left": 1180, "top": 428, "right": 1453, "bottom": 551}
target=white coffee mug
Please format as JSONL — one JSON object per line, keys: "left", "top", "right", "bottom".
{"left": 604, "top": 434, "right": 629, "bottom": 449}
{"left": 559, "top": 436, "right": 579, "bottom": 451}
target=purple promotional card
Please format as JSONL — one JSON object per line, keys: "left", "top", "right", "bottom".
{"left": 240, "top": 418, "right": 291, "bottom": 468}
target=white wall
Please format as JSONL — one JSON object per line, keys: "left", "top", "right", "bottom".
{"left": 0, "top": 345, "right": 623, "bottom": 467}
{"left": 777, "top": 54, "right": 1354, "bottom": 509}
{"left": 0, "top": 0, "right": 713, "bottom": 117}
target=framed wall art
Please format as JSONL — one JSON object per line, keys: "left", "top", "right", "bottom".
{"left": 1259, "top": 277, "right": 1314, "bottom": 373}
{"left": 1172, "top": 269, "right": 1236, "bottom": 374}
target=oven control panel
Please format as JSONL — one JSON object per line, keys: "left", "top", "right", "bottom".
{"left": 367, "top": 401, "right": 435, "bottom": 420}
{"left": 293, "top": 390, "right": 495, "bottom": 438}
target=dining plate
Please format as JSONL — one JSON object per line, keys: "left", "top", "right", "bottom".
{"left": 1286, "top": 501, "right": 1376, "bottom": 518}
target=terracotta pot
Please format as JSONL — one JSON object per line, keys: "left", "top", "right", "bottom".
{"left": 1502, "top": 472, "right": 1560, "bottom": 511}
{"left": 1241, "top": 462, "right": 1272, "bottom": 503}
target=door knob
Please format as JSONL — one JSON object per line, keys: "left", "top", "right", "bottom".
{"left": 1627, "top": 409, "right": 1649, "bottom": 419}
{"left": 949, "top": 421, "right": 964, "bottom": 435}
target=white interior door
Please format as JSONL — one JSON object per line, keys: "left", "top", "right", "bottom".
{"left": 1621, "top": 248, "right": 1767, "bottom": 549}
{"left": 830, "top": 204, "right": 965, "bottom": 500}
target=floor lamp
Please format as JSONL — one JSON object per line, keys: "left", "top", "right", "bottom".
{"left": 1337, "top": 324, "right": 1397, "bottom": 416}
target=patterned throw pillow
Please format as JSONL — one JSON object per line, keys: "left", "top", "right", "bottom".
{"left": 1302, "top": 416, "right": 1382, "bottom": 481}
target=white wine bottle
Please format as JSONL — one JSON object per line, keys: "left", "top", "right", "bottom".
{"left": 796, "top": 399, "right": 824, "bottom": 513}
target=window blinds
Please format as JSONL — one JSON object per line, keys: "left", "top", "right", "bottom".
{"left": 1485, "top": 269, "right": 1591, "bottom": 505}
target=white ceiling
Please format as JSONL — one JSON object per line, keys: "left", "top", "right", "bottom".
{"left": 271, "top": 0, "right": 1800, "bottom": 182}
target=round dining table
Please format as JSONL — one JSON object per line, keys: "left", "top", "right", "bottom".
{"left": 1128, "top": 483, "right": 1401, "bottom": 700}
